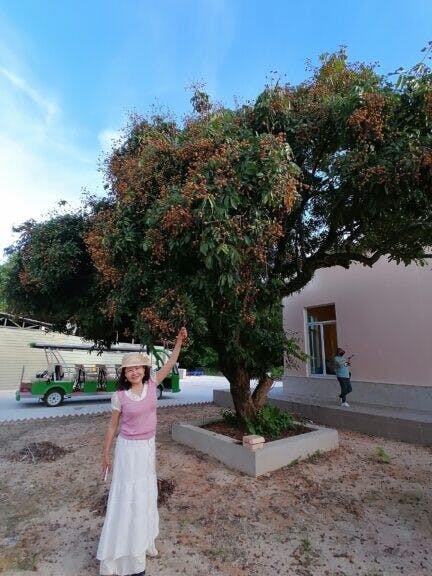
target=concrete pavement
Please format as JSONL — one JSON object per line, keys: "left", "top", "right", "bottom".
{"left": 0, "top": 376, "right": 231, "bottom": 422}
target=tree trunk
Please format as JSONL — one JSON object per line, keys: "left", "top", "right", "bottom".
{"left": 251, "top": 374, "right": 274, "bottom": 410}
{"left": 221, "top": 363, "right": 257, "bottom": 421}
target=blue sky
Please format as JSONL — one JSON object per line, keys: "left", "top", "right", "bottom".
{"left": 0, "top": 0, "right": 431, "bottom": 257}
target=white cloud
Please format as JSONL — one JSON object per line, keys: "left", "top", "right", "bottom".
{"left": 0, "top": 133, "right": 99, "bottom": 255}
{"left": 0, "top": 65, "right": 102, "bottom": 261}
{"left": 0, "top": 66, "right": 59, "bottom": 124}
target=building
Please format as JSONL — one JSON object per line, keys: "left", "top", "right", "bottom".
{"left": 279, "top": 258, "right": 432, "bottom": 444}
{"left": 283, "top": 257, "right": 432, "bottom": 387}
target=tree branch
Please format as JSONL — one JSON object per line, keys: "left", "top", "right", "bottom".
{"left": 280, "top": 249, "right": 383, "bottom": 297}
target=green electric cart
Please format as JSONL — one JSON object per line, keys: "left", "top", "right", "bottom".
{"left": 16, "top": 342, "right": 180, "bottom": 407}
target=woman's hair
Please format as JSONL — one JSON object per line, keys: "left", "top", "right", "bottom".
{"left": 117, "top": 365, "right": 151, "bottom": 390}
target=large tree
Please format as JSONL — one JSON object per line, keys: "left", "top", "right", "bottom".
{"left": 5, "top": 50, "right": 432, "bottom": 420}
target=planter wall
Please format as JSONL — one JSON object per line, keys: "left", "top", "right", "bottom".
{"left": 172, "top": 417, "right": 339, "bottom": 477}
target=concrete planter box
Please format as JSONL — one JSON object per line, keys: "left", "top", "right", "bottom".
{"left": 172, "top": 417, "right": 339, "bottom": 477}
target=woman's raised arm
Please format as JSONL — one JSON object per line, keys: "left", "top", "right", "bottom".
{"left": 155, "top": 327, "right": 187, "bottom": 384}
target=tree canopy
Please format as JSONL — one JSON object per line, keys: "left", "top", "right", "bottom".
{"left": 4, "top": 49, "right": 432, "bottom": 419}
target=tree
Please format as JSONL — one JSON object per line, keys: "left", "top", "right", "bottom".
{"left": 0, "top": 260, "right": 14, "bottom": 310}
{"left": 4, "top": 49, "right": 432, "bottom": 421}
{"left": 2, "top": 212, "right": 119, "bottom": 341}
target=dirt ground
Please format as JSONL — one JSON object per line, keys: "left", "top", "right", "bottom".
{"left": 0, "top": 403, "right": 431, "bottom": 576}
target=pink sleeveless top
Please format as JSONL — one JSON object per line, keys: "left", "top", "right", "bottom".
{"left": 118, "top": 381, "right": 157, "bottom": 440}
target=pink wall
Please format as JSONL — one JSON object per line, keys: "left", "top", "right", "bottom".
{"left": 283, "top": 258, "right": 432, "bottom": 386}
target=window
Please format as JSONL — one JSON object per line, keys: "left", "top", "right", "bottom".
{"left": 306, "top": 305, "right": 338, "bottom": 376}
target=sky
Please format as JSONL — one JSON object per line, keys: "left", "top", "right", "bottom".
{"left": 0, "top": 0, "right": 431, "bottom": 259}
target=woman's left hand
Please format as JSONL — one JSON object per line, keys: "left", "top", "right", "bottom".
{"left": 176, "top": 326, "right": 188, "bottom": 345}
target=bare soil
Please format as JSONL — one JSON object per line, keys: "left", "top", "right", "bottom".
{"left": 0, "top": 403, "right": 431, "bottom": 576}
{"left": 202, "top": 419, "right": 310, "bottom": 442}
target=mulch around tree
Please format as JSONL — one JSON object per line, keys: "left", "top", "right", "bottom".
{"left": 201, "top": 420, "right": 311, "bottom": 442}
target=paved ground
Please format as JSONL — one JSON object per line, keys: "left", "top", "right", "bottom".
{"left": 0, "top": 376, "right": 233, "bottom": 422}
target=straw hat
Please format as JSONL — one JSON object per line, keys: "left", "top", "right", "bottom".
{"left": 121, "top": 352, "right": 152, "bottom": 368}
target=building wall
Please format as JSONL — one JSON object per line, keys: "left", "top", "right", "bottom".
{"left": 0, "top": 328, "right": 142, "bottom": 391}
{"left": 283, "top": 258, "right": 432, "bottom": 386}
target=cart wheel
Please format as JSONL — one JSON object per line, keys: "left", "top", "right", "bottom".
{"left": 157, "top": 384, "right": 163, "bottom": 400}
{"left": 44, "top": 388, "right": 64, "bottom": 407}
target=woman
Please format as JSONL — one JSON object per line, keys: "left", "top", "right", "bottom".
{"left": 334, "top": 347, "right": 352, "bottom": 407}
{"left": 97, "top": 327, "right": 188, "bottom": 576}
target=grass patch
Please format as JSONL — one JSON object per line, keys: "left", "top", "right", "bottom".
{"left": 375, "top": 446, "right": 391, "bottom": 464}
{"left": 222, "top": 404, "right": 302, "bottom": 441}
{"left": 305, "top": 450, "right": 322, "bottom": 464}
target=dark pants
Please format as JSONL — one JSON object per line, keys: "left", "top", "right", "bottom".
{"left": 337, "top": 377, "right": 352, "bottom": 402}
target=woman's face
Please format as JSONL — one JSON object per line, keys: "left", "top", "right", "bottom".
{"left": 125, "top": 365, "right": 145, "bottom": 385}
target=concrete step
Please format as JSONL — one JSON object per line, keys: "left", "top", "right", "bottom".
{"left": 213, "top": 389, "right": 432, "bottom": 446}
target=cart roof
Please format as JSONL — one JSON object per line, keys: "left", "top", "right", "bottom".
{"left": 29, "top": 342, "right": 145, "bottom": 353}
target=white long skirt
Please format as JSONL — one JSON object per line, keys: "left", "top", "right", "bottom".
{"left": 97, "top": 436, "right": 159, "bottom": 575}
